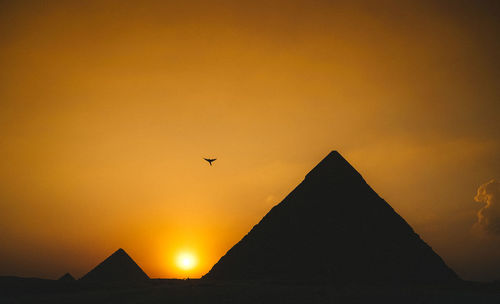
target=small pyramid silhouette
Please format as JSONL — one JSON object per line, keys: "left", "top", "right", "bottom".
{"left": 204, "top": 151, "right": 458, "bottom": 282}
{"left": 80, "top": 248, "right": 149, "bottom": 282}
{"left": 58, "top": 273, "right": 75, "bottom": 282}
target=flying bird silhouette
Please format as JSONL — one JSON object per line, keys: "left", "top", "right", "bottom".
{"left": 204, "top": 158, "right": 217, "bottom": 166}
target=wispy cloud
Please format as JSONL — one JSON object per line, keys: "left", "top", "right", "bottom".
{"left": 474, "top": 180, "right": 500, "bottom": 234}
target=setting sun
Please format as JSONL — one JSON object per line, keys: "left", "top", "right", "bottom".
{"left": 176, "top": 252, "right": 197, "bottom": 271}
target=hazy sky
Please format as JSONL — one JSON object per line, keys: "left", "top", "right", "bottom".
{"left": 1, "top": 0, "right": 499, "bottom": 280}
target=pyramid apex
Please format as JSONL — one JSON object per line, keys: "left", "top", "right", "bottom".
{"left": 324, "top": 150, "right": 346, "bottom": 161}
{"left": 328, "top": 150, "right": 341, "bottom": 156}
{"left": 80, "top": 248, "right": 149, "bottom": 282}
{"left": 305, "top": 150, "right": 360, "bottom": 181}
{"left": 58, "top": 272, "right": 75, "bottom": 281}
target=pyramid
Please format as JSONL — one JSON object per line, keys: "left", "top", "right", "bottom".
{"left": 80, "top": 248, "right": 149, "bottom": 282}
{"left": 204, "top": 151, "right": 458, "bottom": 282}
{"left": 58, "top": 273, "right": 75, "bottom": 282}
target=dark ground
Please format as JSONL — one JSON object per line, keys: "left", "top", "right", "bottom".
{"left": 2, "top": 277, "right": 500, "bottom": 304}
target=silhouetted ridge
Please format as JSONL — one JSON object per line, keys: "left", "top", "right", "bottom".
{"left": 80, "top": 248, "right": 149, "bottom": 282}
{"left": 204, "top": 151, "right": 458, "bottom": 282}
{"left": 58, "top": 273, "right": 75, "bottom": 282}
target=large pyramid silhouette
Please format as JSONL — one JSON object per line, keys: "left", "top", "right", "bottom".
{"left": 204, "top": 151, "right": 458, "bottom": 282}
{"left": 80, "top": 248, "right": 149, "bottom": 282}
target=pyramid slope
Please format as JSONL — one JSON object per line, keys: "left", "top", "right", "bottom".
{"left": 204, "top": 151, "right": 458, "bottom": 282}
{"left": 80, "top": 248, "right": 149, "bottom": 282}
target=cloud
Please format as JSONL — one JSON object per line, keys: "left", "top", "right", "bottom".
{"left": 474, "top": 179, "right": 500, "bottom": 234}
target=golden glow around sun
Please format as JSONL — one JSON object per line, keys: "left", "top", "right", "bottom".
{"left": 176, "top": 251, "right": 197, "bottom": 271}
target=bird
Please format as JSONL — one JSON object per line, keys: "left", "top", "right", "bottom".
{"left": 204, "top": 158, "right": 217, "bottom": 166}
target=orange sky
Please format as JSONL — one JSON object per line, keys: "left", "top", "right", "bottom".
{"left": 0, "top": 0, "right": 499, "bottom": 280}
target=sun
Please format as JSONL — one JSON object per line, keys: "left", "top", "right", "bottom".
{"left": 176, "top": 251, "right": 197, "bottom": 271}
